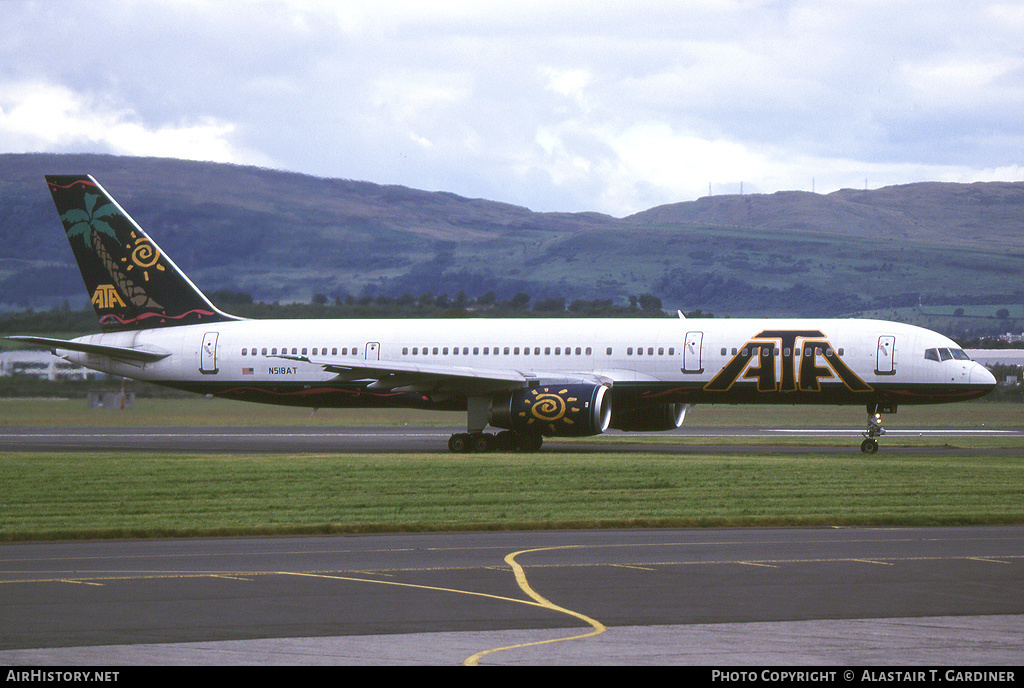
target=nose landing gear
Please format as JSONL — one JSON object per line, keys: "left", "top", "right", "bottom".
{"left": 861, "top": 404, "right": 894, "bottom": 453}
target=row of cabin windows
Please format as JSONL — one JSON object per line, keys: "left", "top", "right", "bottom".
{"left": 239, "top": 345, "right": 848, "bottom": 358}
{"left": 403, "top": 346, "right": 595, "bottom": 356}
{"left": 401, "top": 346, "right": 681, "bottom": 357}
{"left": 722, "top": 346, "right": 845, "bottom": 357}
{"left": 240, "top": 347, "right": 354, "bottom": 356}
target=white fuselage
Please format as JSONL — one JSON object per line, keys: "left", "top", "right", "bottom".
{"left": 54, "top": 316, "right": 996, "bottom": 413}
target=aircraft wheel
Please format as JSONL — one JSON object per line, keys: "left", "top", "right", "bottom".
{"left": 860, "top": 438, "right": 879, "bottom": 454}
{"left": 448, "top": 433, "right": 471, "bottom": 453}
{"left": 470, "top": 433, "right": 494, "bottom": 453}
{"left": 494, "top": 431, "right": 514, "bottom": 452}
{"left": 513, "top": 432, "right": 544, "bottom": 453}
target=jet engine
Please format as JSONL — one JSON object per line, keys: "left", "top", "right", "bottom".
{"left": 491, "top": 384, "right": 612, "bottom": 437}
{"left": 610, "top": 403, "right": 688, "bottom": 431}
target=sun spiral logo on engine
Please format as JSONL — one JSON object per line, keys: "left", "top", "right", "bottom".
{"left": 529, "top": 388, "right": 571, "bottom": 422}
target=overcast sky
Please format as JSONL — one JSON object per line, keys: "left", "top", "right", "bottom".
{"left": 3, "top": 0, "right": 1023, "bottom": 215}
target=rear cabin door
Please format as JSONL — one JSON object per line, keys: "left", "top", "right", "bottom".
{"left": 200, "top": 332, "right": 219, "bottom": 374}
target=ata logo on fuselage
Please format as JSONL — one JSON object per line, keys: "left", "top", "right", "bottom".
{"left": 705, "top": 329, "right": 873, "bottom": 393}
{"left": 91, "top": 284, "right": 126, "bottom": 310}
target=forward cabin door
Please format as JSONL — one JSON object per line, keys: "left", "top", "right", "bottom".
{"left": 682, "top": 331, "right": 704, "bottom": 373}
{"left": 200, "top": 332, "right": 219, "bottom": 374}
{"left": 876, "top": 335, "right": 896, "bottom": 375}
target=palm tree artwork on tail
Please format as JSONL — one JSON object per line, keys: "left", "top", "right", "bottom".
{"left": 61, "top": 192, "right": 163, "bottom": 311}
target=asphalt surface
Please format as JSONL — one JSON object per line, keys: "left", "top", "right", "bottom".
{"left": 1, "top": 526, "right": 1022, "bottom": 665}
{"left": 2, "top": 424, "right": 1022, "bottom": 454}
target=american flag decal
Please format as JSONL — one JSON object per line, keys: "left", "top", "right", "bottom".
{"left": 242, "top": 367, "right": 254, "bottom": 375}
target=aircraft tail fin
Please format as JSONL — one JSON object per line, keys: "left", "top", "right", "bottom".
{"left": 45, "top": 175, "right": 240, "bottom": 332}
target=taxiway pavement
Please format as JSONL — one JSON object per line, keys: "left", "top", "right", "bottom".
{"left": 1, "top": 424, "right": 1021, "bottom": 454}
{"left": 2, "top": 526, "right": 1022, "bottom": 665}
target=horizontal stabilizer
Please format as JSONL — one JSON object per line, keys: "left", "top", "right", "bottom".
{"left": 4, "top": 336, "right": 171, "bottom": 363}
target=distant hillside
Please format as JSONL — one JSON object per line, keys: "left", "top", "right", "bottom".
{"left": 629, "top": 182, "right": 1024, "bottom": 249}
{"left": 2, "top": 153, "right": 1021, "bottom": 334}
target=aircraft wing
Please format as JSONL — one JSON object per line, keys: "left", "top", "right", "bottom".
{"left": 272, "top": 353, "right": 607, "bottom": 393}
{"left": 273, "top": 352, "right": 528, "bottom": 391}
{"left": 4, "top": 336, "right": 171, "bottom": 363}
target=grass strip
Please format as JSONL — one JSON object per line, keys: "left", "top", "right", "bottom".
{"left": 2, "top": 450, "right": 1022, "bottom": 541}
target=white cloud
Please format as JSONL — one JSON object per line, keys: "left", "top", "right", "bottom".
{"left": 0, "top": 80, "right": 273, "bottom": 166}
{"left": 2, "top": 0, "right": 1023, "bottom": 214}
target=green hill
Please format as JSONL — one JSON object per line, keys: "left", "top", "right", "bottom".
{"left": 2, "top": 153, "right": 1021, "bottom": 335}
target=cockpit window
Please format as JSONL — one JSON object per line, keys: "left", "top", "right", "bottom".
{"left": 925, "top": 347, "right": 972, "bottom": 362}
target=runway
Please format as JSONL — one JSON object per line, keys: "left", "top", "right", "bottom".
{"left": 2, "top": 526, "right": 1022, "bottom": 665}
{"left": 2, "top": 424, "right": 1022, "bottom": 454}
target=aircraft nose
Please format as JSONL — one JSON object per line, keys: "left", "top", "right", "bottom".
{"left": 971, "top": 363, "right": 997, "bottom": 388}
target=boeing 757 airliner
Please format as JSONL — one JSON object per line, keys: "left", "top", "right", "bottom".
{"left": 7, "top": 175, "right": 996, "bottom": 453}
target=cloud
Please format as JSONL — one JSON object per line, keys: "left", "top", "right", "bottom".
{"left": 2, "top": 0, "right": 1023, "bottom": 214}
{"left": 0, "top": 80, "right": 273, "bottom": 166}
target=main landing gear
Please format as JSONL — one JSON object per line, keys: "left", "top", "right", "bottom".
{"left": 860, "top": 404, "right": 892, "bottom": 454}
{"left": 447, "top": 431, "right": 543, "bottom": 453}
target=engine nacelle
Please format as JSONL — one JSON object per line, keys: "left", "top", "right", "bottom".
{"left": 492, "top": 384, "right": 612, "bottom": 437}
{"left": 610, "top": 403, "right": 688, "bottom": 432}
